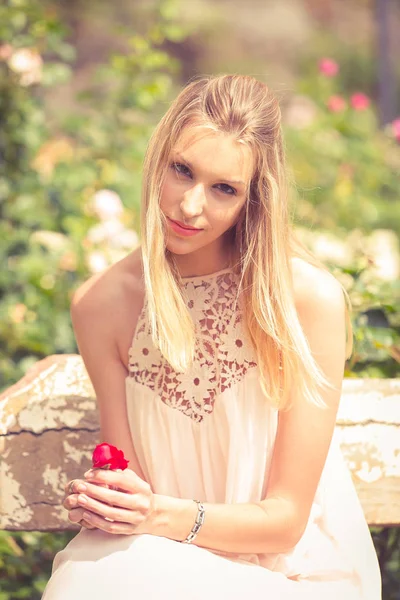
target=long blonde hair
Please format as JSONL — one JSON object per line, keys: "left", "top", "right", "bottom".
{"left": 140, "top": 74, "right": 353, "bottom": 410}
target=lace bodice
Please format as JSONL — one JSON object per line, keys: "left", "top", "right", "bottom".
{"left": 128, "top": 268, "right": 258, "bottom": 423}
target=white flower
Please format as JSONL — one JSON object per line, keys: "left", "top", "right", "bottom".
{"left": 365, "top": 230, "right": 400, "bottom": 281}
{"left": 31, "top": 230, "right": 70, "bottom": 252}
{"left": 86, "top": 220, "right": 124, "bottom": 244}
{"left": 8, "top": 48, "right": 42, "bottom": 86}
{"left": 86, "top": 222, "right": 139, "bottom": 253}
{"left": 91, "top": 190, "right": 124, "bottom": 221}
{"left": 86, "top": 251, "right": 108, "bottom": 274}
{"left": 109, "top": 228, "right": 139, "bottom": 250}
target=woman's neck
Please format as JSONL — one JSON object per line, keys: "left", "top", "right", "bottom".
{"left": 171, "top": 241, "right": 236, "bottom": 279}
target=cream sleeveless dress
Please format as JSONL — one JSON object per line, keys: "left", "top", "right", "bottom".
{"left": 42, "top": 267, "right": 381, "bottom": 600}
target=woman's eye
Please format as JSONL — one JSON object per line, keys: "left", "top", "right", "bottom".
{"left": 216, "top": 183, "right": 236, "bottom": 196}
{"left": 172, "top": 162, "right": 191, "bottom": 178}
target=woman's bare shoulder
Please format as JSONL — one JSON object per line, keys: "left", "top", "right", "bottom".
{"left": 72, "top": 247, "right": 143, "bottom": 307}
{"left": 290, "top": 256, "right": 344, "bottom": 314}
{"left": 71, "top": 246, "right": 145, "bottom": 369}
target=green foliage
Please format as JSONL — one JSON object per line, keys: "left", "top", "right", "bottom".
{"left": 371, "top": 527, "right": 400, "bottom": 600}
{"left": 284, "top": 60, "right": 400, "bottom": 380}
{"left": 334, "top": 254, "right": 399, "bottom": 379}
{"left": 286, "top": 63, "right": 400, "bottom": 235}
{"left": 0, "top": 530, "right": 75, "bottom": 599}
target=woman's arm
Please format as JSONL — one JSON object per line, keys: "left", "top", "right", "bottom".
{"left": 147, "top": 263, "right": 346, "bottom": 553}
{"left": 70, "top": 261, "right": 147, "bottom": 482}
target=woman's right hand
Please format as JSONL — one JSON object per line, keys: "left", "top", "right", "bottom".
{"left": 63, "top": 479, "right": 96, "bottom": 530}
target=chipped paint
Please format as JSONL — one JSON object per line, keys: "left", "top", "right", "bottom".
{"left": 0, "top": 355, "right": 96, "bottom": 435}
{"left": 51, "top": 503, "right": 69, "bottom": 521}
{"left": 42, "top": 464, "right": 67, "bottom": 495}
{"left": 337, "top": 424, "right": 400, "bottom": 479}
{"left": 0, "top": 408, "right": 17, "bottom": 437}
{"left": 337, "top": 383, "right": 400, "bottom": 425}
{"left": 0, "top": 360, "right": 60, "bottom": 435}
{"left": 19, "top": 403, "right": 90, "bottom": 433}
{"left": 0, "top": 462, "right": 33, "bottom": 528}
{"left": 355, "top": 463, "right": 382, "bottom": 483}
{"left": 63, "top": 439, "right": 92, "bottom": 464}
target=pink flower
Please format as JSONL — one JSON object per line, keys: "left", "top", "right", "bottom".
{"left": 0, "top": 44, "right": 13, "bottom": 61}
{"left": 392, "top": 118, "right": 400, "bottom": 142}
{"left": 327, "top": 95, "right": 347, "bottom": 113}
{"left": 318, "top": 58, "right": 339, "bottom": 77}
{"left": 350, "top": 93, "right": 370, "bottom": 111}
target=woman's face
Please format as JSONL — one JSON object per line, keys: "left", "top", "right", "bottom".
{"left": 160, "top": 127, "right": 253, "bottom": 275}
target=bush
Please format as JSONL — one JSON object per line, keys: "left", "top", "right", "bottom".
{"left": 284, "top": 57, "right": 400, "bottom": 379}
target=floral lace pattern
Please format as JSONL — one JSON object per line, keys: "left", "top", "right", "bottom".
{"left": 128, "top": 270, "right": 258, "bottom": 423}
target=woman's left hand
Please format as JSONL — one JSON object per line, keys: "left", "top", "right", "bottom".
{"left": 65, "top": 468, "right": 155, "bottom": 535}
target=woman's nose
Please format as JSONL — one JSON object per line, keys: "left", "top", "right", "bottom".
{"left": 180, "top": 183, "right": 205, "bottom": 217}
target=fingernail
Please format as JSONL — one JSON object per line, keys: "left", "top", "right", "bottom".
{"left": 78, "top": 494, "right": 88, "bottom": 504}
{"left": 76, "top": 483, "right": 87, "bottom": 492}
{"left": 84, "top": 470, "right": 95, "bottom": 478}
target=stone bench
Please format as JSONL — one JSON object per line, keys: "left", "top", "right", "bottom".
{"left": 0, "top": 355, "right": 399, "bottom": 531}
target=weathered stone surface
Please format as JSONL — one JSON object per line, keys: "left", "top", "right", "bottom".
{"left": 0, "top": 355, "right": 99, "bottom": 531}
{"left": 0, "top": 355, "right": 399, "bottom": 530}
{"left": 335, "top": 378, "right": 400, "bottom": 526}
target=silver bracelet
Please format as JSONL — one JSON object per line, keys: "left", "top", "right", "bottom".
{"left": 181, "top": 499, "right": 205, "bottom": 544}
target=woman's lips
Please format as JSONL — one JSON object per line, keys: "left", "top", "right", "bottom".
{"left": 167, "top": 218, "right": 203, "bottom": 237}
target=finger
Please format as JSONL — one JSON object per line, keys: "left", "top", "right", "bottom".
{"left": 63, "top": 493, "right": 80, "bottom": 511}
{"left": 63, "top": 483, "right": 96, "bottom": 529}
{"left": 75, "top": 481, "right": 137, "bottom": 511}
{"left": 64, "top": 480, "right": 75, "bottom": 494}
{"left": 64, "top": 478, "right": 104, "bottom": 497}
{"left": 84, "top": 468, "right": 147, "bottom": 494}
{"left": 75, "top": 493, "right": 143, "bottom": 525}
{"left": 67, "top": 507, "right": 97, "bottom": 530}
{"left": 68, "top": 506, "right": 87, "bottom": 524}
{"left": 81, "top": 510, "right": 135, "bottom": 535}
{"left": 79, "top": 519, "right": 97, "bottom": 530}
{"left": 65, "top": 479, "right": 86, "bottom": 495}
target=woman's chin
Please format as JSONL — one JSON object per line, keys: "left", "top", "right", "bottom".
{"left": 165, "top": 240, "right": 200, "bottom": 256}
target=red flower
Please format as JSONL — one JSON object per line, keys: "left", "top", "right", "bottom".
{"left": 318, "top": 58, "right": 339, "bottom": 77}
{"left": 350, "top": 93, "right": 370, "bottom": 111}
{"left": 92, "top": 443, "right": 129, "bottom": 470}
{"left": 392, "top": 118, "right": 400, "bottom": 142}
{"left": 327, "top": 95, "right": 347, "bottom": 113}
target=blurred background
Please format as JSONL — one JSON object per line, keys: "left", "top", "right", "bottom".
{"left": 0, "top": 0, "right": 399, "bottom": 597}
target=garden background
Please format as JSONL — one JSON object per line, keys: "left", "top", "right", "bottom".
{"left": 0, "top": 0, "right": 399, "bottom": 598}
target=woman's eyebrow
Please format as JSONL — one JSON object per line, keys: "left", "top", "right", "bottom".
{"left": 173, "top": 153, "right": 246, "bottom": 186}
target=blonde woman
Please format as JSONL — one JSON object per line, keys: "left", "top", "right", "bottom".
{"left": 42, "top": 75, "right": 381, "bottom": 600}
